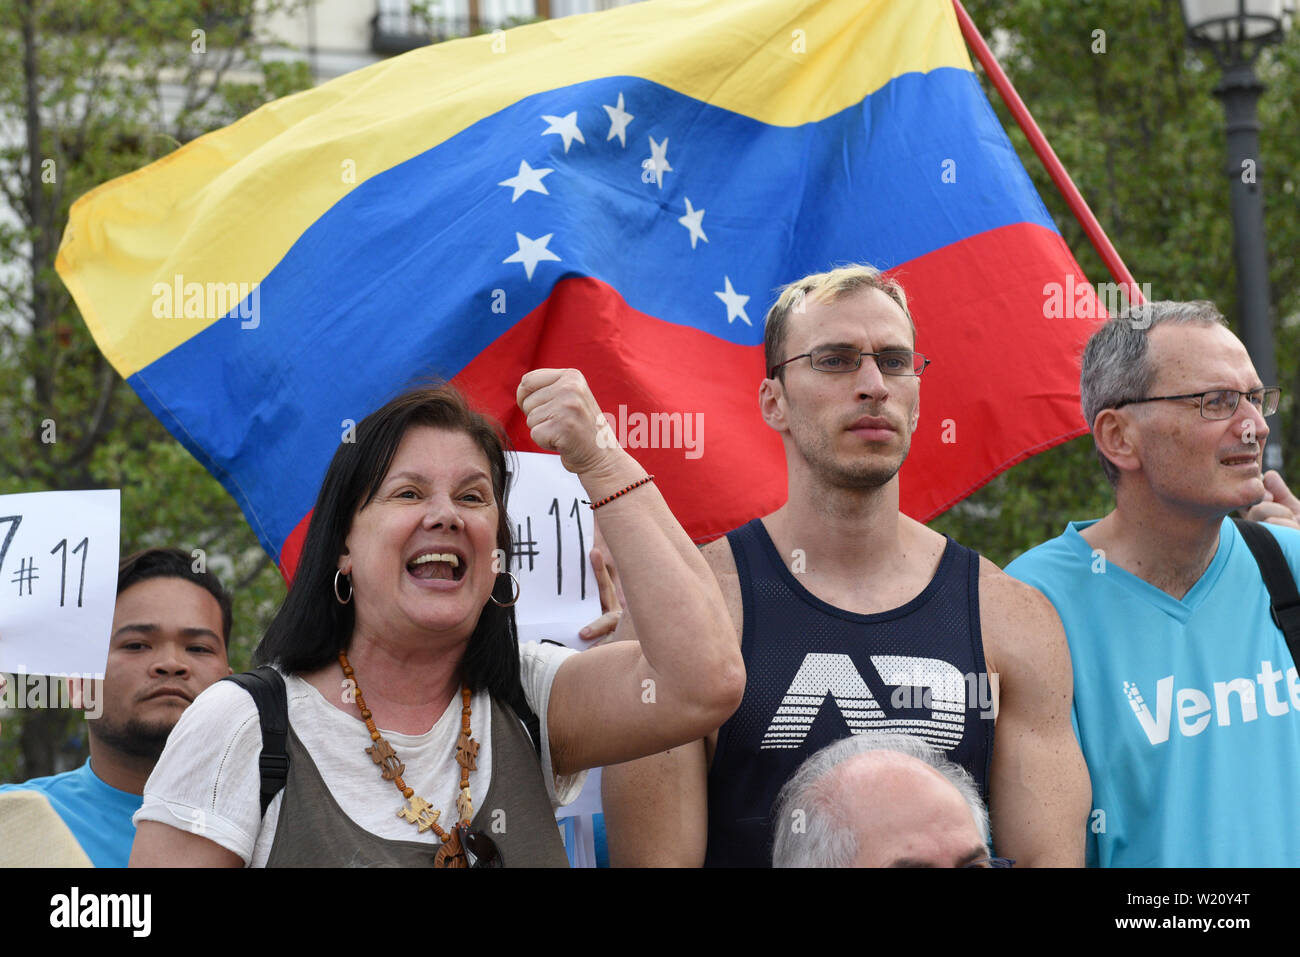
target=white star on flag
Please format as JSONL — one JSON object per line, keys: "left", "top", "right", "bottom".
{"left": 645, "top": 135, "right": 672, "bottom": 189}
{"left": 541, "top": 112, "right": 585, "bottom": 153}
{"left": 503, "top": 232, "right": 561, "bottom": 281}
{"left": 603, "top": 93, "right": 634, "bottom": 147}
{"left": 498, "top": 159, "right": 553, "bottom": 202}
{"left": 714, "top": 276, "right": 751, "bottom": 325}
{"left": 678, "top": 197, "right": 708, "bottom": 249}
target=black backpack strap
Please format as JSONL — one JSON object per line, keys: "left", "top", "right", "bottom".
{"left": 221, "top": 666, "right": 290, "bottom": 817}
{"left": 508, "top": 683, "right": 543, "bottom": 760}
{"left": 1232, "top": 517, "right": 1300, "bottom": 668}
{"left": 514, "top": 701, "right": 543, "bottom": 760}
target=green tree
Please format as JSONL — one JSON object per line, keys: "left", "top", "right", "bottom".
{"left": 0, "top": 0, "right": 311, "bottom": 781}
{"left": 931, "top": 0, "right": 1300, "bottom": 566}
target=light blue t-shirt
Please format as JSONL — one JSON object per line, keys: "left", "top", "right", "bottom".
{"left": 1006, "top": 517, "right": 1300, "bottom": 867}
{"left": 0, "top": 759, "right": 141, "bottom": 866}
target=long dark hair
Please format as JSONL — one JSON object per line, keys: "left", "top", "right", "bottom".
{"left": 255, "top": 383, "right": 528, "bottom": 717}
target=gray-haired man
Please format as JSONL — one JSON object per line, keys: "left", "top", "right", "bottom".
{"left": 772, "top": 734, "right": 998, "bottom": 868}
{"left": 1006, "top": 301, "right": 1300, "bottom": 867}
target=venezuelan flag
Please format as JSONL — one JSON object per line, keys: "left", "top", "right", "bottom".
{"left": 57, "top": 0, "right": 1099, "bottom": 576}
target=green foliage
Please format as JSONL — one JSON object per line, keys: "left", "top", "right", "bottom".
{"left": 0, "top": 0, "right": 310, "bottom": 781}
{"left": 930, "top": 0, "right": 1300, "bottom": 566}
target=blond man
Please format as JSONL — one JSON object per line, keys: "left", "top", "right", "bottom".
{"left": 599, "top": 265, "right": 1089, "bottom": 867}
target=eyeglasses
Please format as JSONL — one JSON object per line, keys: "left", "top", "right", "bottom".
{"left": 963, "top": 856, "right": 1015, "bottom": 869}
{"left": 1112, "top": 387, "right": 1281, "bottom": 420}
{"left": 768, "top": 346, "right": 930, "bottom": 380}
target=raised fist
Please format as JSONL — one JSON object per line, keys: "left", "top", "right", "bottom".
{"left": 516, "top": 369, "right": 623, "bottom": 476}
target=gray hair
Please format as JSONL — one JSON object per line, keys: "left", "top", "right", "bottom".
{"left": 771, "top": 733, "right": 989, "bottom": 868}
{"left": 1080, "top": 300, "right": 1229, "bottom": 485}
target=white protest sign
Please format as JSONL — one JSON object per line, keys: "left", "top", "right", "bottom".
{"left": 0, "top": 490, "right": 121, "bottom": 677}
{"left": 506, "top": 451, "right": 600, "bottom": 634}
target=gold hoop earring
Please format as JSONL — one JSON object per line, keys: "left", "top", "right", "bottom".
{"left": 489, "top": 571, "right": 520, "bottom": 607}
{"left": 334, "top": 569, "right": 353, "bottom": 605}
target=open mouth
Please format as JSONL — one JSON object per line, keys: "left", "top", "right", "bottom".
{"left": 1221, "top": 454, "right": 1260, "bottom": 467}
{"left": 406, "top": 552, "right": 466, "bottom": 582}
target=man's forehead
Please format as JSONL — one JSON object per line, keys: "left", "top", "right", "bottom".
{"left": 787, "top": 286, "right": 913, "bottom": 350}
{"left": 1148, "top": 322, "right": 1257, "bottom": 388}
{"left": 112, "top": 577, "right": 223, "bottom": 630}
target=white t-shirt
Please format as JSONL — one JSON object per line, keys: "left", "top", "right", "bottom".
{"left": 135, "top": 641, "right": 584, "bottom": 866}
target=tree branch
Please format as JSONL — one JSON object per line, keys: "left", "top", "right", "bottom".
{"left": 197, "top": 522, "right": 237, "bottom": 551}
{"left": 20, "top": 0, "right": 56, "bottom": 411}
{"left": 66, "top": 356, "right": 119, "bottom": 466}
{"left": 235, "top": 551, "right": 273, "bottom": 592}
{"left": 71, "top": 37, "right": 116, "bottom": 160}
{"left": 182, "top": 41, "right": 242, "bottom": 119}
{"left": 0, "top": 162, "right": 30, "bottom": 229}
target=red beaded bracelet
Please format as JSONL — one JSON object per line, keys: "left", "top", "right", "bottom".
{"left": 587, "top": 474, "right": 656, "bottom": 509}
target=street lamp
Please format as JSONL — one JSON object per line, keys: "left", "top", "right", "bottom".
{"left": 1181, "top": 0, "right": 1293, "bottom": 471}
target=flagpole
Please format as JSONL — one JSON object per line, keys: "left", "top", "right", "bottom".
{"left": 953, "top": 0, "right": 1144, "bottom": 304}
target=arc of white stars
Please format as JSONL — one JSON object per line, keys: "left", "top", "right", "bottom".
{"left": 714, "top": 276, "right": 751, "bottom": 326}
{"left": 645, "top": 135, "right": 672, "bottom": 189}
{"left": 678, "top": 197, "right": 708, "bottom": 249}
{"left": 503, "top": 232, "right": 561, "bottom": 281}
{"left": 498, "top": 159, "right": 553, "bottom": 202}
{"left": 603, "top": 92, "right": 634, "bottom": 147}
{"left": 541, "top": 112, "right": 585, "bottom": 153}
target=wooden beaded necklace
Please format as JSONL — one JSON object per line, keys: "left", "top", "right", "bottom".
{"left": 338, "top": 650, "right": 480, "bottom": 868}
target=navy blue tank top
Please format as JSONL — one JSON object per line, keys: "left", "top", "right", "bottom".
{"left": 704, "top": 518, "right": 995, "bottom": 867}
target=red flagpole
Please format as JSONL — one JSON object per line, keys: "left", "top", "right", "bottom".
{"left": 953, "top": 0, "right": 1144, "bottom": 303}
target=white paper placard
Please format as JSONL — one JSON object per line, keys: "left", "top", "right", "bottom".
{"left": 506, "top": 452, "right": 600, "bottom": 631}
{"left": 0, "top": 489, "right": 121, "bottom": 677}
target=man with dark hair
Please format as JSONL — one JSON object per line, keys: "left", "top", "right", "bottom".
{"left": 1006, "top": 301, "right": 1300, "bottom": 866}
{"left": 600, "top": 264, "right": 1089, "bottom": 867}
{"left": 0, "top": 548, "right": 232, "bottom": 866}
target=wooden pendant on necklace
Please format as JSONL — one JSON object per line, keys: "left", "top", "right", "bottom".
{"left": 396, "top": 795, "right": 441, "bottom": 833}
{"left": 456, "top": 732, "right": 479, "bottom": 771}
{"left": 367, "top": 738, "right": 405, "bottom": 781}
{"left": 433, "top": 827, "right": 467, "bottom": 868}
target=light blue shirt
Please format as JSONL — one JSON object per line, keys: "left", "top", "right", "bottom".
{"left": 1006, "top": 518, "right": 1300, "bottom": 867}
{"left": 0, "top": 758, "right": 142, "bottom": 866}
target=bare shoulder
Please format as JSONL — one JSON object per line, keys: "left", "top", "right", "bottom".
{"left": 976, "top": 556, "right": 1067, "bottom": 674}
{"left": 903, "top": 515, "right": 948, "bottom": 556}
{"left": 700, "top": 536, "right": 743, "bottom": 643}
{"left": 977, "top": 555, "right": 1057, "bottom": 616}
{"left": 700, "top": 535, "right": 737, "bottom": 579}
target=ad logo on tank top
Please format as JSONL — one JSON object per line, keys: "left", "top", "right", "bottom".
{"left": 1123, "top": 658, "right": 1300, "bottom": 745}
{"left": 760, "top": 652, "right": 968, "bottom": 751}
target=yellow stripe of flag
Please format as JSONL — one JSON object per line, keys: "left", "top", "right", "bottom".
{"left": 57, "top": 0, "right": 971, "bottom": 377}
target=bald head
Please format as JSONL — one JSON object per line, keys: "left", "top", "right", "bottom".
{"left": 772, "top": 734, "right": 991, "bottom": 868}
{"left": 832, "top": 751, "right": 987, "bottom": 867}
